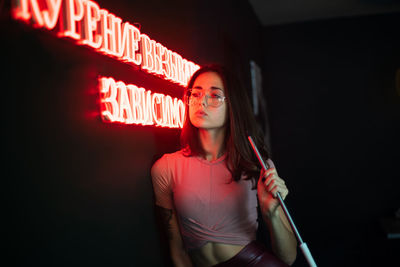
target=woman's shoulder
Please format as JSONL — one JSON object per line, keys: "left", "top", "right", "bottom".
{"left": 152, "top": 149, "right": 186, "bottom": 167}
{"left": 161, "top": 149, "right": 187, "bottom": 161}
{"left": 151, "top": 149, "right": 189, "bottom": 179}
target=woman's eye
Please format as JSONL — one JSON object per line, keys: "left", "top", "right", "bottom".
{"left": 211, "top": 94, "right": 222, "bottom": 99}
{"left": 191, "top": 92, "right": 201, "bottom": 98}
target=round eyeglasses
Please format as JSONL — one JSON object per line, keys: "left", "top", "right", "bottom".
{"left": 186, "top": 89, "right": 226, "bottom": 107}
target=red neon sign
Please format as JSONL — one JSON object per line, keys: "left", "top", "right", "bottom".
{"left": 99, "top": 77, "right": 186, "bottom": 128}
{"left": 12, "top": 0, "right": 200, "bottom": 87}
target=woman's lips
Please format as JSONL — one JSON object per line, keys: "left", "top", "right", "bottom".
{"left": 195, "top": 110, "right": 207, "bottom": 116}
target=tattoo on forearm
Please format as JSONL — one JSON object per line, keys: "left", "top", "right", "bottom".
{"left": 156, "top": 205, "right": 173, "bottom": 240}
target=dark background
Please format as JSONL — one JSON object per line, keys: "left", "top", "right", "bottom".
{"left": 2, "top": 0, "right": 399, "bottom": 266}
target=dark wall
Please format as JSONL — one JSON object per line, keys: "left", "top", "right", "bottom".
{"left": 5, "top": 0, "right": 398, "bottom": 266}
{"left": 262, "top": 13, "right": 400, "bottom": 267}
{"left": 2, "top": 0, "right": 263, "bottom": 266}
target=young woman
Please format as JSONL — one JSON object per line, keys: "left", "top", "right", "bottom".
{"left": 151, "top": 64, "right": 297, "bottom": 267}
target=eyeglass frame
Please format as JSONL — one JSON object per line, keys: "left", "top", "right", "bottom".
{"left": 185, "top": 89, "right": 227, "bottom": 107}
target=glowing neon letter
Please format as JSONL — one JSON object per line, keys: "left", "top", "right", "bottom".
{"left": 152, "top": 93, "right": 163, "bottom": 126}
{"left": 182, "top": 59, "right": 190, "bottom": 85}
{"left": 115, "top": 22, "right": 133, "bottom": 61}
{"left": 12, "top": 0, "right": 44, "bottom": 26}
{"left": 131, "top": 25, "right": 142, "bottom": 66}
{"left": 140, "top": 34, "right": 154, "bottom": 72}
{"left": 99, "top": 9, "right": 117, "bottom": 55}
{"left": 99, "top": 77, "right": 119, "bottom": 121}
{"left": 169, "top": 51, "right": 178, "bottom": 83}
{"left": 127, "top": 84, "right": 141, "bottom": 123}
{"left": 141, "top": 88, "right": 153, "bottom": 125}
{"left": 61, "top": 0, "right": 84, "bottom": 40}
{"left": 178, "top": 99, "right": 185, "bottom": 128}
{"left": 174, "top": 52, "right": 184, "bottom": 85}
{"left": 163, "top": 95, "right": 173, "bottom": 127}
{"left": 161, "top": 47, "right": 171, "bottom": 79}
{"left": 81, "top": 0, "right": 102, "bottom": 48}
{"left": 42, "top": 0, "right": 62, "bottom": 30}
{"left": 116, "top": 81, "right": 133, "bottom": 123}
{"left": 114, "top": 22, "right": 141, "bottom": 66}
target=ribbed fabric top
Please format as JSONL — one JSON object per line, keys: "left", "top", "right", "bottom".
{"left": 151, "top": 150, "right": 275, "bottom": 251}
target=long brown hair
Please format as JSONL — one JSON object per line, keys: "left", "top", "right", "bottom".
{"left": 180, "top": 64, "right": 270, "bottom": 186}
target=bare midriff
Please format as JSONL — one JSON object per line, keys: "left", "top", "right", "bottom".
{"left": 189, "top": 242, "right": 246, "bottom": 267}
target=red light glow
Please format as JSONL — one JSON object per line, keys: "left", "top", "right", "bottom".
{"left": 12, "top": 0, "right": 200, "bottom": 87}
{"left": 99, "top": 77, "right": 185, "bottom": 128}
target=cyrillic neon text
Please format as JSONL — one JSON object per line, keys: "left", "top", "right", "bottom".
{"left": 99, "top": 77, "right": 185, "bottom": 128}
{"left": 12, "top": 0, "right": 199, "bottom": 86}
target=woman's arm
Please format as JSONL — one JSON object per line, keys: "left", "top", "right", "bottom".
{"left": 151, "top": 157, "right": 193, "bottom": 267}
{"left": 257, "top": 168, "right": 297, "bottom": 265}
{"left": 155, "top": 205, "right": 193, "bottom": 267}
{"left": 263, "top": 206, "right": 297, "bottom": 265}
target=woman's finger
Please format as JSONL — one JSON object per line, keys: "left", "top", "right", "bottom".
{"left": 266, "top": 179, "right": 285, "bottom": 192}
{"left": 273, "top": 185, "right": 289, "bottom": 199}
{"left": 281, "top": 188, "right": 289, "bottom": 199}
{"left": 266, "top": 179, "right": 289, "bottom": 197}
{"left": 263, "top": 168, "right": 276, "bottom": 178}
{"left": 259, "top": 170, "right": 288, "bottom": 197}
{"left": 264, "top": 173, "right": 285, "bottom": 187}
{"left": 263, "top": 173, "right": 276, "bottom": 184}
{"left": 270, "top": 185, "right": 279, "bottom": 197}
{"left": 266, "top": 180, "right": 276, "bottom": 192}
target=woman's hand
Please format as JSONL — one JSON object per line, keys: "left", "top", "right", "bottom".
{"left": 257, "top": 168, "right": 297, "bottom": 265}
{"left": 257, "top": 168, "right": 289, "bottom": 219}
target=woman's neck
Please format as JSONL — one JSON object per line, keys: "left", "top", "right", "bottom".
{"left": 198, "top": 128, "right": 226, "bottom": 161}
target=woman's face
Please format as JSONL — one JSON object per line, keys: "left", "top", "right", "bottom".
{"left": 188, "top": 72, "right": 228, "bottom": 130}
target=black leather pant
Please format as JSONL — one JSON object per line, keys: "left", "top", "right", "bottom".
{"left": 212, "top": 241, "right": 289, "bottom": 267}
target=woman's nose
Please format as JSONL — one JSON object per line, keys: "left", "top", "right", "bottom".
{"left": 200, "top": 95, "right": 208, "bottom": 107}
